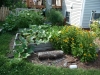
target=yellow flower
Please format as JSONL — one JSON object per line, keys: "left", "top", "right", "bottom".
{"left": 63, "top": 39, "right": 68, "bottom": 42}
{"left": 55, "top": 37, "right": 58, "bottom": 40}
{"left": 84, "top": 53, "right": 86, "bottom": 56}
{"left": 79, "top": 44, "right": 83, "bottom": 48}
{"left": 71, "top": 38, "right": 74, "bottom": 41}
{"left": 72, "top": 42, "right": 74, "bottom": 45}
{"left": 96, "top": 54, "right": 98, "bottom": 57}
{"left": 61, "top": 31, "right": 64, "bottom": 34}
{"left": 93, "top": 33, "right": 97, "bottom": 37}
{"left": 90, "top": 44, "right": 92, "bottom": 46}
{"left": 67, "top": 38, "right": 69, "bottom": 40}
{"left": 88, "top": 54, "right": 91, "bottom": 57}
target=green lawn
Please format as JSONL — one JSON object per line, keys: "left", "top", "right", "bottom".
{"left": 0, "top": 33, "right": 13, "bottom": 56}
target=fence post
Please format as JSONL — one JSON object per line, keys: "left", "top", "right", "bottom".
{"left": 0, "top": 6, "right": 9, "bottom": 21}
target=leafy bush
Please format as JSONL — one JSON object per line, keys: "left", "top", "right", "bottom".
{"left": 0, "top": 0, "right": 27, "bottom": 9}
{"left": 3, "top": 14, "right": 17, "bottom": 31}
{"left": 50, "top": 26, "right": 97, "bottom": 62}
{"left": 90, "top": 21, "right": 100, "bottom": 37}
{"left": 3, "top": 10, "right": 45, "bottom": 32}
{"left": 46, "top": 9, "right": 64, "bottom": 25}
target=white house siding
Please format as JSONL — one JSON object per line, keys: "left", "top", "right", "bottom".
{"left": 82, "top": 0, "right": 100, "bottom": 28}
{"left": 62, "top": 0, "right": 83, "bottom": 27}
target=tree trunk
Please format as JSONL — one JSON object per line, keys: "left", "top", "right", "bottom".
{"left": 38, "top": 50, "right": 64, "bottom": 59}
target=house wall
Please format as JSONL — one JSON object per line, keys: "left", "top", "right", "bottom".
{"left": 62, "top": 0, "right": 83, "bottom": 27}
{"left": 82, "top": 0, "right": 100, "bottom": 28}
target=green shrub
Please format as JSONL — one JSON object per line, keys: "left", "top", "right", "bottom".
{"left": 50, "top": 26, "right": 97, "bottom": 62}
{"left": 90, "top": 21, "right": 100, "bottom": 37}
{"left": 46, "top": 9, "right": 64, "bottom": 25}
{"left": 3, "top": 10, "right": 45, "bottom": 32}
{"left": 0, "top": 0, "right": 27, "bottom": 10}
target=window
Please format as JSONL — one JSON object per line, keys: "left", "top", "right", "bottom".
{"left": 93, "top": 13, "right": 100, "bottom": 20}
{"left": 90, "top": 11, "right": 100, "bottom": 24}
{"left": 66, "top": 11, "right": 70, "bottom": 22}
{"left": 52, "top": 0, "right": 56, "bottom": 6}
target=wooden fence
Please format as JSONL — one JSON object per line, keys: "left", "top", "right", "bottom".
{"left": 0, "top": 6, "right": 9, "bottom": 21}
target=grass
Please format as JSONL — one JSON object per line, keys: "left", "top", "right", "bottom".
{"left": 0, "top": 33, "right": 13, "bottom": 56}
{"left": 0, "top": 58, "right": 100, "bottom": 75}
{"left": 0, "top": 23, "right": 100, "bottom": 75}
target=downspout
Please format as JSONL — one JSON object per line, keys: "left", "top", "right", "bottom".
{"left": 80, "top": 0, "right": 86, "bottom": 28}
{"left": 46, "top": 0, "right": 52, "bottom": 10}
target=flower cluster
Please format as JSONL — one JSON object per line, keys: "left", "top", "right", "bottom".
{"left": 50, "top": 26, "right": 97, "bottom": 62}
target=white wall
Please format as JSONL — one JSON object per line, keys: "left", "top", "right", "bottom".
{"left": 62, "top": 0, "right": 83, "bottom": 27}
{"left": 82, "top": 0, "right": 100, "bottom": 28}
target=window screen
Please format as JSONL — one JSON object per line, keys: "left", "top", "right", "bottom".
{"left": 66, "top": 11, "right": 70, "bottom": 22}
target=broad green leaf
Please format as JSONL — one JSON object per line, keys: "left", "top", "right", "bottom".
{"left": 21, "top": 53, "right": 30, "bottom": 58}
{"left": 14, "top": 52, "right": 20, "bottom": 58}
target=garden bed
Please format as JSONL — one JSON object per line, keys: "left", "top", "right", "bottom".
{"left": 9, "top": 25, "right": 100, "bottom": 69}
{"left": 9, "top": 35, "right": 100, "bottom": 69}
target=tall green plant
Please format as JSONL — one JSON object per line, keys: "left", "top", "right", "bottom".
{"left": 46, "top": 9, "right": 64, "bottom": 25}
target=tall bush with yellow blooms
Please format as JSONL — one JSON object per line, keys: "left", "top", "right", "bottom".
{"left": 50, "top": 26, "right": 97, "bottom": 62}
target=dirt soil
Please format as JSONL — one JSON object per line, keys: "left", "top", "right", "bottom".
{"left": 27, "top": 51, "right": 100, "bottom": 69}
{"left": 9, "top": 36, "right": 100, "bottom": 69}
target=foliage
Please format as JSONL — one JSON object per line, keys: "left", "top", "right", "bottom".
{"left": 3, "top": 10, "right": 45, "bottom": 32}
{"left": 14, "top": 25, "right": 52, "bottom": 59}
{"left": 0, "top": 26, "right": 100, "bottom": 75}
{"left": 50, "top": 26, "right": 97, "bottom": 62}
{"left": 0, "top": 32, "right": 13, "bottom": 56}
{"left": 0, "top": 0, "right": 27, "bottom": 9}
{"left": 90, "top": 21, "right": 100, "bottom": 38}
{"left": 3, "top": 14, "right": 17, "bottom": 31}
{"left": 19, "top": 25, "right": 52, "bottom": 44}
{"left": 0, "top": 21, "right": 5, "bottom": 27}
{"left": 14, "top": 36, "right": 33, "bottom": 60}
{"left": 0, "top": 57, "right": 100, "bottom": 75}
{"left": 46, "top": 9, "right": 64, "bottom": 25}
